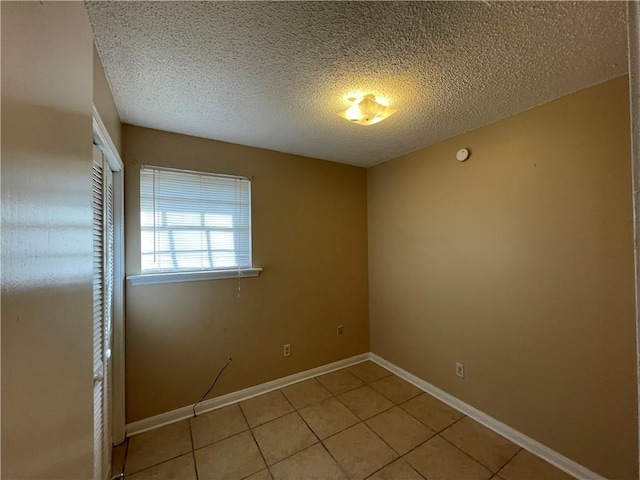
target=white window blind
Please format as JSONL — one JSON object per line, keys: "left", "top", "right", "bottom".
{"left": 140, "top": 166, "right": 252, "bottom": 273}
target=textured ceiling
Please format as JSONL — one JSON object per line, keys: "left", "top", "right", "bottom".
{"left": 87, "top": 1, "right": 628, "bottom": 167}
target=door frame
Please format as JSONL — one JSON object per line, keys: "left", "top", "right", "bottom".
{"left": 93, "top": 107, "right": 126, "bottom": 445}
{"left": 627, "top": 3, "right": 640, "bottom": 478}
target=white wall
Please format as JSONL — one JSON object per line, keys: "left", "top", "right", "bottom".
{"left": 1, "top": 2, "right": 96, "bottom": 477}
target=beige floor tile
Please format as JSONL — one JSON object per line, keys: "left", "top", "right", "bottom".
{"left": 366, "top": 459, "right": 425, "bottom": 480}
{"left": 245, "top": 469, "right": 273, "bottom": 480}
{"left": 337, "top": 385, "right": 394, "bottom": 420}
{"left": 240, "top": 390, "right": 294, "bottom": 427}
{"left": 190, "top": 404, "right": 249, "bottom": 449}
{"left": 111, "top": 441, "right": 127, "bottom": 477}
{"left": 498, "top": 450, "right": 575, "bottom": 480}
{"left": 370, "top": 375, "right": 422, "bottom": 404}
{"left": 441, "top": 417, "right": 520, "bottom": 472}
{"left": 252, "top": 412, "right": 318, "bottom": 465}
{"left": 405, "top": 436, "right": 492, "bottom": 480}
{"left": 323, "top": 423, "right": 398, "bottom": 480}
{"left": 317, "top": 369, "right": 365, "bottom": 395}
{"left": 195, "top": 431, "right": 265, "bottom": 480}
{"left": 127, "top": 453, "right": 197, "bottom": 480}
{"left": 401, "top": 393, "right": 464, "bottom": 431}
{"left": 366, "top": 406, "right": 435, "bottom": 454}
{"left": 299, "top": 397, "right": 360, "bottom": 439}
{"left": 347, "top": 361, "right": 392, "bottom": 384}
{"left": 281, "top": 378, "right": 333, "bottom": 410}
{"left": 125, "top": 420, "right": 192, "bottom": 475}
{"left": 269, "top": 444, "right": 347, "bottom": 480}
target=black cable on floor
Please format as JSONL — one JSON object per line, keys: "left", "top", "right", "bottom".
{"left": 192, "top": 357, "right": 232, "bottom": 417}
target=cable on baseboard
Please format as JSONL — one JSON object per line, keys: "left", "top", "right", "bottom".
{"left": 192, "top": 357, "right": 233, "bottom": 417}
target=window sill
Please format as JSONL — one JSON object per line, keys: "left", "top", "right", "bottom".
{"left": 127, "top": 268, "right": 262, "bottom": 286}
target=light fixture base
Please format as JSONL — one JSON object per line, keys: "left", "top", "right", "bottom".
{"left": 338, "top": 93, "right": 396, "bottom": 126}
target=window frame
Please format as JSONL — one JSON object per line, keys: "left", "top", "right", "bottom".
{"left": 128, "top": 165, "right": 262, "bottom": 286}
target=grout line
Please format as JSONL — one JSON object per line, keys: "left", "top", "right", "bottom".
{"left": 439, "top": 413, "right": 466, "bottom": 432}
{"left": 191, "top": 449, "right": 199, "bottom": 480}
{"left": 362, "top": 462, "right": 398, "bottom": 480}
{"left": 405, "top": 462, "right": 428, "bottom": 480}
{"left": 396, "top": 396, "right": 439, "bottom": 430}
{"left": 363, "top": 457, "right": 428, "bottom": 480}
{"left": 343, "top": 422, "right": 398, "bottom": 479}
{"left": 121, "top": 422, "right": 197, "bottom": 476}
{"left": 437, "top": 433, "right": 498, "bottom": 473}
{"left": 241, "top": 391, "right": 300, "bottom": 429}
{"left": 394, "top": 393, "right": 470, "bottom": 437}
{"left": 495, "top": 446, "right": 524, "bottom": 478}
{"left": 434, "top": 421, "right": 457, "bottom": 434}
{"left": 334, "top": 384, "right": 397, "bottom": 415}
{"left": 123, "top": 451, "right": 193, "bottom": 477}
{"left": 239, "top": 401, "right": 271, "bottom": 473}
{"left": 317, "top": 441, "right": 352, "bottom": 480}
{"left": 189, "top": 406, "right": 252, "bottom": 451}
{"left": 401, "top": 435, "right": 433, "bottom": 459}
{"left": 249, "top": 388, "right": 325, "bottom": 470}
{"left": 396, "top": 456, "right": 428, "bottom": 480}
{"left": 346, "top": 363, "right": 394, "bottom": 385}
{"left": 323, "top": 369, "right": 411, "bottom": 477}
{"left": 394, "top": 397, "right": 522, "bottom": 476}
{"left": 365, "top": 407, "right": 430, "bottom": 453}
{"left": 284, "top": 395, "right": 323, "bottom": 446}
{"left": 279, "top": 387, "right": 300, "bottom": 415}
{"left": 355, "top": 421, "right": 400, "bottom": 476}
{"left": 394, "top": 405, "right": 494, "bottom": 470}
{"left": 187, "top": 417, "right": 199, "bottom": 480}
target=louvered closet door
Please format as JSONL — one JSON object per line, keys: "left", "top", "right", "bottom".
{"left": 93, "top": 146, "right": 113, "bottom": 480}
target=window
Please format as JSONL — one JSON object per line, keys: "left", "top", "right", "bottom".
{"left": 137, "top": 166, "right": 259, "bottom": 283}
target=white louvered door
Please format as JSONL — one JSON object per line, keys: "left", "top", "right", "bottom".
{"left": 93, "top": 146, "right": 114, "bottom": 480}
{"left": 104, "top": 154, "right": 114, "bottom": 478}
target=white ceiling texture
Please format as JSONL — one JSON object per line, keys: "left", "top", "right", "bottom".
{"left": 87, "top": 1, "right": 628, "bottom": 167}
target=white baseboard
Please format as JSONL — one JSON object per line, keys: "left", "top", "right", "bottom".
{"left": 126, "top": 353, "right": 370, "bottom": 437}
{"left": 370, "top": 353, "right": 605, "bottom": 480}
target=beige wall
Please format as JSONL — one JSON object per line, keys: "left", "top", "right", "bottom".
{"left": 1, "top": 2, "right": 95, "bottom": 478}
{"left": 93, "top": 44, "right": 122, "bottom": 154}
{"left": 368, "top": 76, "right": 637, "bottom": 479}
{"left": 123, "top": 125, "right": 369, "bottom": 422}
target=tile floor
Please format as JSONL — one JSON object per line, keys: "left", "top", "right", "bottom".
{"left": 112, "top": 361, "right": 575, "bottom": 480}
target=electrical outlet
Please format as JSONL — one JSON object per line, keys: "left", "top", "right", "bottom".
{"left": 456, "top": 362, "right": 465, "bottom": 378}
{"left": 283, "top": 344, "right": 291, "bottom": 357}
{"left": 337, "top": 325, "right": 344, "bottom": 337}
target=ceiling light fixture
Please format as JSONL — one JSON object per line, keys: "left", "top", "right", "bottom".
{"left": 338, "top": 94, "right": 396, "bottom": 126}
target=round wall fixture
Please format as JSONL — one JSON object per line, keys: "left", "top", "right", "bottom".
{"left": 456, "top": 148, "right": 470, "bottom": 162}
